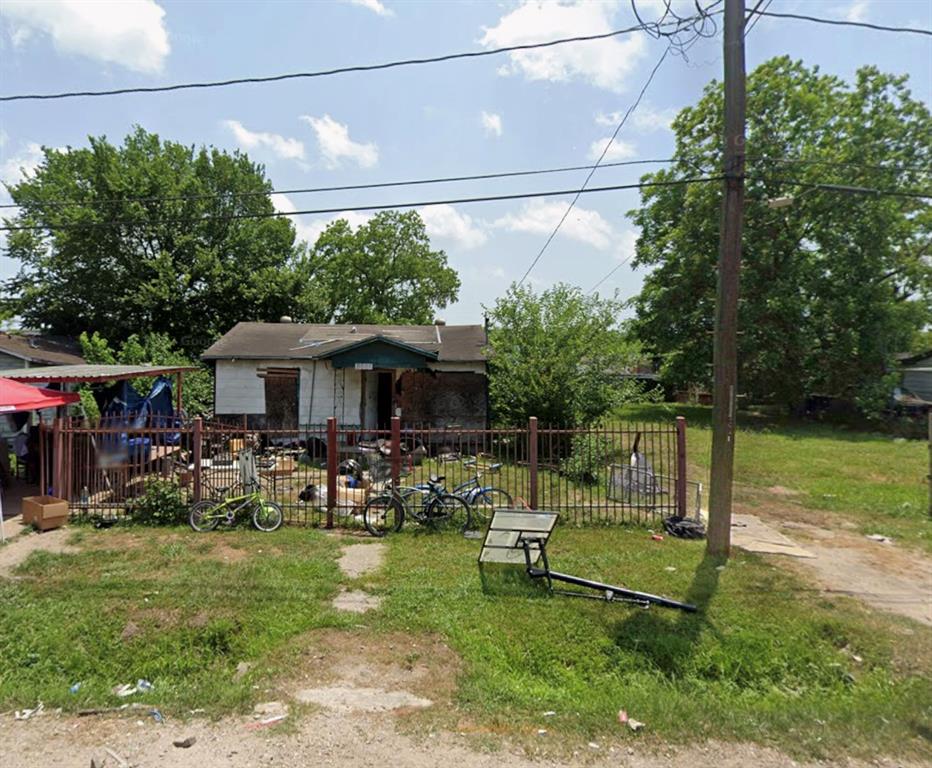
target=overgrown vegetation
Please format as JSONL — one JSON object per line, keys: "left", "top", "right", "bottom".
{"left": 130, "top": 479, "right": 188, "bottom": 526}
{"left": 486, "top": 283, "right": 661, "bottom": 426}
{"left": 616, "top": 402, "right": 931, "bottom": 552}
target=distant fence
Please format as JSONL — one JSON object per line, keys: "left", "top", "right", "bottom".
{"left": 41, "top": 416, "right": 697, "bottom": 527}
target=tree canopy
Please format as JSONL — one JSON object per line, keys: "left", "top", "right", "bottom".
{"left": 310, "top": 210, "right": 460, "bottom": 324}
{"left": 628, "top": 58, "right": 931, "bottom": 412}
{"left": 486, "top": 284, "right": 653, "bottom": 426}
{"left": 3, "top": 128, "right": 460, "bottom": 357}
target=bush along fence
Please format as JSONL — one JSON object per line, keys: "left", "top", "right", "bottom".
{"left": 40, "top": 415, "right": 697, "bottom": 527}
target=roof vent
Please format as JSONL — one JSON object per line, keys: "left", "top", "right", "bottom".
{"left": 279, "top": 315, "right": 293, "bottom": 323}
{"left": 433, "top": 318, "right": 446, "bottom": 326}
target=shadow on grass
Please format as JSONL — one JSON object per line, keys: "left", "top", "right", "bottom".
{"left": 478, "top": 562, "right": 552, "bottom": 599}
{"left": 610, "top": 554, "right": 723, "bottom": 678}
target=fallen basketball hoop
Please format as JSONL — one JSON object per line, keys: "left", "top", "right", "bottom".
{"left": 478, "top": 509, "right": 696, "bottom": 613}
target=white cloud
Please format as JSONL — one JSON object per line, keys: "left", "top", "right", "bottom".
{"left": 494, "top": 200, "right": 616, "bottom": 250}
{"left": 419, "top": 205, "right": 488, "bottom": 249}
{"left": 588, "top": 137, "right": 637, "bottom": 162}
{"left": 1, "top": 0, "right": 170, "bottom": 73}
{"left": 275, "top": 195, "right": 372, "bottom": 245}
{"left": 343, "top": 0, "right": 394, "bottom": 16}
{"left": 222, "top": 120, "right": 305, "bottom": 161}
{"left": 596, "top": 103, "right": 677, "bottom": 132}
{"left": 480, "top": 0, "right": 646, "bottom": 92}
{"left": 481, "top": 111, "right": 503, "bottom": 138}
{"left": 300, "top": 115, "right": 379, "bottom": 169}
{"left": 844, "top": 1, "right": 869, "bottom": 22}
{"left": 0, "top": 141, "right": 44, "bottom": 186}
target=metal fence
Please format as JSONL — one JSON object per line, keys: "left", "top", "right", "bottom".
{"left": 42, "top": 415, "right": 696, "bottom": 527}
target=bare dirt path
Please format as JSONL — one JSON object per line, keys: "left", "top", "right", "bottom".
{"left": 2, "top": 710, "right": 921, "bottom": 768}
{"left": 730, "top": 498, "right": 932, "bottom": 626}
{"left": 0, "top": 526, "right": 77, "bottom": 577}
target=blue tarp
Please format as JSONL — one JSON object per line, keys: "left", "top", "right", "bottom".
{"left": 98, "top": 376, "right": 180, "bottom": 463}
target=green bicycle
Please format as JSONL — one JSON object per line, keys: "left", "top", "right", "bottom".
{"left": 189, "top": 488, "right": 284, "bottom": 532}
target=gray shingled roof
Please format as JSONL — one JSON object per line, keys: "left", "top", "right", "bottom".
{"left": 0, "top": 364, "right": 196, "bottom": 383}
{"left": 201, "top": 322, "right": 487, "bottom": 363}
{"left": 0, "top": 332, "right": 84, "bottom": 366}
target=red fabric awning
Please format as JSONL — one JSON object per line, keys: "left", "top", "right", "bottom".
{"left": 0, "top": 377, "right": 80, "bottom": 413}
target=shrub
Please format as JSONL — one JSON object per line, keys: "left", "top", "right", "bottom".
{"left": 131, "top": 478, "right": 188, "bottom": 525}
{"left": 560, "top": 432, "right": 615, "bottom": 485}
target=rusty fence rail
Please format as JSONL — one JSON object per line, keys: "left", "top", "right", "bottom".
{"left": 42, "top": 416, "right": 695, "bottom": 526}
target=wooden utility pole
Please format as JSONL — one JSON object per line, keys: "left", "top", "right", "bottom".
{"left": 707, "top": 0, "right": 746, "bottom": 558}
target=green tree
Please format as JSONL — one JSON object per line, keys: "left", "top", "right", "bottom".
{"left": 3, "top": 127, "right": 318, "bottom": 357}
{"left": 311, "top": 211, "right": 460, "bottom": 323}
{"left": 629, "top": 58, "right": 931, "bottom": 412}
{"left": 486, "top": 284, "right": 653, "bottom": 426}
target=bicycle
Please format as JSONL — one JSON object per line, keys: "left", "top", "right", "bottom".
{"left": 189, "top": 448, "right": 283, "bottom": 533}
{"left": 452, "top": 458, "right": 513, "bottom": 526}
{"left": 362, "top": 474, "right": 471, "bottom": 537}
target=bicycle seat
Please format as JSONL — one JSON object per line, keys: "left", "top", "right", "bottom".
{"left": 429, "top": 474, "right": 445, "bottom": 483}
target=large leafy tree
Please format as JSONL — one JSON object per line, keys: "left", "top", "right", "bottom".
{"left": 310, "top": 210, "right": 460, "bottom": 324}
{"left": 3, "top": 127, "right": 322, "bottom": 356}
{"left": 629, "top": 58, "right": 931, "bottom": 412}
{"left": 486, "top": 284, "right": 651, "bottom": 426}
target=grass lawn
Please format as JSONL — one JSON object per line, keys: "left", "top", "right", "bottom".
{"left": 617, "top": 403, "right": 932, "bottom": 552}
{"left": 1, "top": 524, "right": 929, "bottom": 761}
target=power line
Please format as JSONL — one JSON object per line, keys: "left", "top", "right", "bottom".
{"left": 0, "top": 14, "right": 713, "bottom": 103}
{"left": 767, "top": 179, "right": 932, "bottom": 200}
{"left": 0, "top": 157, "right": 680, "bottom": 211}
{"left": 588, "top": 253, "right": 636, "bottom": 294}
{"left": 516, "top": 46, "right": 672, "bottom": 287}
{"left": 754, "top": 9, "right": 932, "bottom": 36}
{"left": 3, "top": 155, "right": 926, "bottom": 213}
{"left": 744, "top": 0, "right": 773, "bottom": 37}
{"left": 0, "top": 176, "right": 723, "bottom": 233}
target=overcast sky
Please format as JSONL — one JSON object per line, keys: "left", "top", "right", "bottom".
{"left": 1, "top": 0, "right": 929, "bottom": 325}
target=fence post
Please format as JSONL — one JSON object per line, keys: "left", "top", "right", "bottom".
{"left": 928, "top": 410, "right": 931, "bottom": 518}
{"left": 326, "top": 417, "right": 337, "bottom": 529}
{"left": 192, "top": 417, "right": 203, "bottom": 503}
{"left": 52, "top": 417, "right": 64, "bottom": 499}
{"left": 528, "top": 416, "right": 538, "bottom": 510}
{"left": 391, "top": 416, "right": 401, "bottom": 488}
{"left": 675, "top": 416, "right": 688, "bottom": 518}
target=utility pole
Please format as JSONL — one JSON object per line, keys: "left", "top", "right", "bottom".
{"left": 707, "top": 0, "right": 746, "bottom": 558}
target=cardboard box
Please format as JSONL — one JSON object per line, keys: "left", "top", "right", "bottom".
{"left": 22, "top": 495, "right": 69, "bottom": 531}
{"left": 260, "top": 456, "right": 295, "bottom": 478}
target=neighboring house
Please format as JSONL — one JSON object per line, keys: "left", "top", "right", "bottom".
{"left": 897, "top": 350, "right": 932, "bottom": 403}
{"left": 0, "top": 331, "right": 85, "bottom": 370}
{"left": 202, "top": 321, "right": 489, "bottom": 429}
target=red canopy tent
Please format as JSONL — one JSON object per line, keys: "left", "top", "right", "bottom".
{"left": 0, "top": 377, "right": 79, "bottom": 413}
{"left": 0, "top": 377, "right": 79, "bottom": 541}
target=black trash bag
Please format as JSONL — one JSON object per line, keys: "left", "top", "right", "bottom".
{"left": 663, "top": 515, "right": 706, "bottom": 539}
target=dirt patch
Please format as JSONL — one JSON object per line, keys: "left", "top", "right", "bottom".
{"left": 767, "top": 485, "right": 801, "bottom": 497}
{"left": 0, "top": 528, "right": 79, "bottom": 577}
{"left": 332, "top": 588, "right": 381, "bottom": 613}
{"left": 120, "top": 621, "right": 142, "bottom": 642}
{"left": 1, "top": 711, "right": 926, "bottom": 768}
{"left": 337, "top": 542, "right": 385, "bottom": 578}
{"left": 207, "top": 541, "right": 249, "bottom": 564}
{"left": 286, "top": 628, "right": 461, "bottom": 708}
{"left": 295, "top": 685, "right": 432, "bottom": 712}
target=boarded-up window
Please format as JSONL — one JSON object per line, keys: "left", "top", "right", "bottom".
{"left": 261, "top": 368, "right": 299, "bottom": 429}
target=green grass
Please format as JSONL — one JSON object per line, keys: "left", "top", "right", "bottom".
{"left": 0, "top": 526, "right": 348, "bottom": 715}
{"left": 617, "top": 403, "right": 932, "bottom": 552}
{"left": 371, "top": 527, "right": 931, "bottom": 759}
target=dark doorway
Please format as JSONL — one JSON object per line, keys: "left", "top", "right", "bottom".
{"left": 264, "top": 370, "right": 299, "bottom": 429}
{"left": 377, "top": 372, "right": 393, "bottom": 429}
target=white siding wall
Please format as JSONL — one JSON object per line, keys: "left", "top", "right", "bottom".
{"left": 215, "top": 359, "right": 366, "bottom": 424}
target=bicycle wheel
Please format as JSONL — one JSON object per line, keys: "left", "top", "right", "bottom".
{"left": 426, "top": 494, "right": 471, "bottom": 533}
{"left": 189, "top": 499, "right": 222, "bottom": 532}
{"left": 363, "top": 494, "right": 404, "bottom": 537}
{"left": 470, "top": 488, "right": 514, "bottom": 527}
{"left": 252, "top": 499, "right": 284, "bottom": 532}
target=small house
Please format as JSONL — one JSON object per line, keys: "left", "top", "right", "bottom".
{"left": 202, "top": 321, "right": 489, "bottom": 429}
{"left": 898, "top": 350, "right": 932, "bottom": 403}
{"left": 0, "top": 331, "right": 84, "bottom": 370}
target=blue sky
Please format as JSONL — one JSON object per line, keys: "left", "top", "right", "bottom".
{"left": 1, "top": 0, "right": 929, "bottom": 326}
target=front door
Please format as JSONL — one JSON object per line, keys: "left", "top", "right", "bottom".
{"left": 264, "top": 370, "right": 299, "bottom": 429}
{"left": 377, "top": 372, "right": 394, "bottom": 429}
